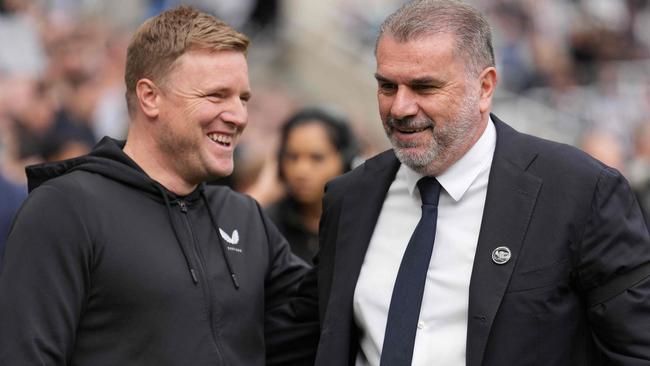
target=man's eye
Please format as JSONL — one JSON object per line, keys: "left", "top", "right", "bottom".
{"left": 379, "top": 83, "right": 397, "bottom": 92}
{"left": 206, "top": 93, "right": 223, "bottom": 100}
{"left": 412, "top": 84, "right": 434, "bottom": 91}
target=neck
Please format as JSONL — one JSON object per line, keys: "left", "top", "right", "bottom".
{"left": 123, "top": 126, "right": 197, "bottom": 196}
{"left": 300, "top": 200, "right": 322, "bottom": 233}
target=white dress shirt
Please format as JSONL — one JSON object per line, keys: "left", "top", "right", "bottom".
{"left": 353, "top": 119, "right": 497, "bottom": 366}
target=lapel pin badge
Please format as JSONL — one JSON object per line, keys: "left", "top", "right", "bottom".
{"left": 492, "top": 246, "right": 511, "bottom": 265}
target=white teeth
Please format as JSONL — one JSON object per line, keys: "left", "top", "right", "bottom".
{"left": 399, "top": 127, "right": 427, "bottom": 133}
{"left": 208, "top": 133, "right": 232, "bottom": 146}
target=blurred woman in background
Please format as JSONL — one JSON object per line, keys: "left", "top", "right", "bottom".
{"left": 266, "top": 108, "right": 358, "bottom": 265}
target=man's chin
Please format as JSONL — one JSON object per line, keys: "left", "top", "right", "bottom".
{"left": 206, "top": 163, "right": 234, "bottom": 181}
{"left": 394, "top": 148, "right": 436, "bottom": 173}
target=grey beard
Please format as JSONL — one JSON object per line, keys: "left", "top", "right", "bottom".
{"left": 386, "top": 116, "right": 441, "bottom": 174}
{"left": 391, "top": 136, "right": 439, "bottom": 173}
{"left": 385, "top": 88, "right": 480, "bottom": 175}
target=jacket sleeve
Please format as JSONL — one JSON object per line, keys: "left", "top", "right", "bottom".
{"left": 578, "top": 167, "right": 650, "bottom": 363}
{"left": 257, "top": 202, "right": 319, "bottom": 366}
{"left": 0, "top": 184, "right": 92, "bottom": 365}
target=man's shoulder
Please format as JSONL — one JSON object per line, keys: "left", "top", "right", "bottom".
{"left": 203, "top": 183, "right": 260, "bottom": 211}
{"left": 494, "top": 117, "right": 609, "bottom": 178}
{"left": 12, "top": 170, "right": 105, "bottom": 232}
{"left": 29, "top": 169, "right": 103, "bottom": 199}
{"left": 17, "top": 170, "right": 129, "bottom": 227}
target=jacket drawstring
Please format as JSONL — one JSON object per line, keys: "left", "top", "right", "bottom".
{"left": 155, "top": 184, "right": 200, "bottom": 285}
{"left": 201, "top": 191, "right": 240, "bottom": 290}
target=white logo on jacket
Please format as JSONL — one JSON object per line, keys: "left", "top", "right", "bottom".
{"left": 220, "top": 228, "right": 242, "bottom": 253}
{"left": 219, "top": 228, "right": 239, "bottom": 244}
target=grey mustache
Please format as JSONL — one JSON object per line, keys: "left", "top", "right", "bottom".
{"left": 387, "top": 116, "right": 435, "bottom": 130}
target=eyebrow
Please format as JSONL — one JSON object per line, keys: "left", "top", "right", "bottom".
{"left": 374, "top": 73, "right": 392, "bottom": 83}
{"left": 203, "top": 87, "right": 252, "bottom": 99}
{"left": 202, "top": 86, "right": 227, "bottom": 95}
{"left": 410, "top": 77, "right": 442, "bottom": 86}
{"left": 374, "top": 73, "right": 444, "bottom": 87}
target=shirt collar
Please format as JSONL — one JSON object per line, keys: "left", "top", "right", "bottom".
{"left": 405, "top": 117, "right": 496, "bottom": 201}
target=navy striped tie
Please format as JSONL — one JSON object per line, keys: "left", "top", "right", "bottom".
{"left": 380, "top": 176, "right": 441, "bottom": 366}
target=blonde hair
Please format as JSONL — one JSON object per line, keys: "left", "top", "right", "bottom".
{"left": 124, "top": 6, "right": 249, "bottom": 114}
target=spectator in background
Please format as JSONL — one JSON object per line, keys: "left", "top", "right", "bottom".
{"left": 0, "top": 172, "right": 25, "bottom": 270}
{"left": 632, "top": 119, "right": 650, "bottom": 228}
{"left": 581, "top": 118, "right": 650, "bottom": 230}
{"left": 0, "top": 0, "right": 46, "bottom": 77}
{"left": 266, "top": 108, "right": 358, "bottom": 265}
{"left": 580, "top": 127, "right": 627, "bottom": 173}
{"left": 6, "top": 77, "right": 94, "bottom": 162}
{"left": 0, "top": 76, "right": 31, "bottom": 267}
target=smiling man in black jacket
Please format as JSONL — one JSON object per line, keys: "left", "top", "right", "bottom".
{"left": 0, "top": 6, "right": 317, "bottom": 366}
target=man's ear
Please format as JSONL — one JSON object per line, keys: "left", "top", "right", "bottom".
{"left": 135, "top": 78, "right": 161, "bottom": 119}
{"left": 478, "top": 67, "right": 497, "bottom": 114}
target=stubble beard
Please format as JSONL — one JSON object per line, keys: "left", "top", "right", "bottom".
{"left": 156, "top": 120, "right": 209, "bottom": 184}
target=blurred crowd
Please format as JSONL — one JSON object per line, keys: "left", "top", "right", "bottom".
{"left": 1, "top": 0, "right": 649, "bottom": 255}
{"left": 483, "top": 1, "right": 650, "bottom": 175}
{"left": 480, "top": 0, "right": 650, "bottom": 225}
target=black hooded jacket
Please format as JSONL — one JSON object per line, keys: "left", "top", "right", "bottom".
{"left": 0, "top": 137, "right": 317, "bottom": 365}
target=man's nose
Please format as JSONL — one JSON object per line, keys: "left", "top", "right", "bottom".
{"left": 390, "top": 87, "right": 418, "bottom": 119}
{"left": 221, "top": 97, "right": 248, "bottom": 127}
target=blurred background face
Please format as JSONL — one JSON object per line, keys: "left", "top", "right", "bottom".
{"left": 281, "top": 121, "right": 345, "bottom": 205}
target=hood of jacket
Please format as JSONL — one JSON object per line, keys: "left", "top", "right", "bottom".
{"left": 25, "top": 137, "right": 200, "bottom": 200}
{"left": 25, "top": 136, "right": 235, "bottom": 287}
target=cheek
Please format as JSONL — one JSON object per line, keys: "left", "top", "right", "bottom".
{"left": 283, "top": 168, "right": 298, "bottom": 183}
{"left": 317, "top": 158, "right": 345, "bottom": 182}
{"left": 377, "top": 94, "right": 393, "bottom": 115}
{"left": 418, "top": 96, "right": 448, "bottom": 117}
{"left": 281, "top": 161, "right": 304, "bottom": 184}
{"left": 184, "top": 100, "right": 215, "bottom": 123}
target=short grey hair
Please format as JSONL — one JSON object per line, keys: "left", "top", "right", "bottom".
{"left": 377, "top": 0, "right": 495, "bottom": 76}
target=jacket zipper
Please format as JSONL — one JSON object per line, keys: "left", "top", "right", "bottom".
{"left": 178, "top": 200, "right": 225, "bottom": 364}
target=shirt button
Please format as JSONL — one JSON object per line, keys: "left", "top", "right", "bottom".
{"left": 417, "top": 321, "right": 425, "bottom": 329}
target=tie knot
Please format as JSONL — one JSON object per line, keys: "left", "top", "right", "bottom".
{"left": 417, "top": 177, "right": 441, "bottom": 206}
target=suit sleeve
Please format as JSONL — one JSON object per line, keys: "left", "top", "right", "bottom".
{"left": 577, "top": 167, "right": 650, "bottom": 363}
{"left": 257, "top": 202, "right": 319, "bottom": 366}
{"left": 0, "top": 184, "right": 92, "bottom": 365}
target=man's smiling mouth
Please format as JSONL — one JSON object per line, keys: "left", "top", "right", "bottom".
{"left": 208, "top": 133, "right": 232, "bottom": 147}
{"left": 395, "top": 127, "right": 430, "bottom": 134}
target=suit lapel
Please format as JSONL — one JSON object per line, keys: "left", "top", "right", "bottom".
{"left": 324, "top": 150, "right": 400, "bottom": 359}
{"left": 466, "top": 117, "right": 542, "bottom": 366}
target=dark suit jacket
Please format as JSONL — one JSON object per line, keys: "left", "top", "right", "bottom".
{"left": 312, "top": 115, "right": 650, "bottom": 366}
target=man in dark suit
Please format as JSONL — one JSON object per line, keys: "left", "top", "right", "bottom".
{"left": 311, "top": 1, "right": 650, "bottom": 365}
